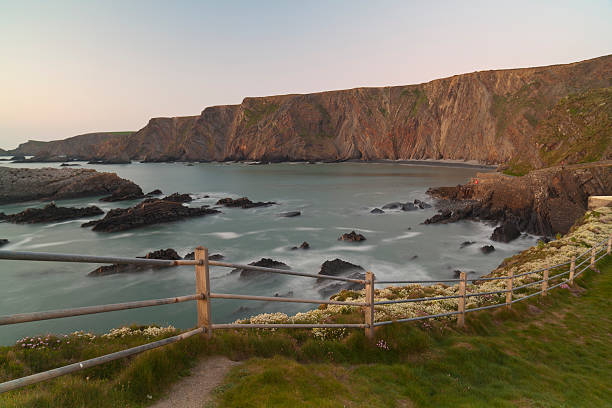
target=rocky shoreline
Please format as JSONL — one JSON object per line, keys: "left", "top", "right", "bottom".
{"left": 0, "top": 167, "right": 143, "bottom": 204}
{"left": 425, "top": 161, "right": 612, "bottom": 237}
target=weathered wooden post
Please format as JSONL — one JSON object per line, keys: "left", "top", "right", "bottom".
{"left": 541, "top": 269, "right": 549, "bottom": 296}
{"left": 505, "top": 270, "right": 513, "bottom": 309}
{"left": 608, "top": 235, "right": 611, "bottom": 255}
{"left": 569, "top": 256, "right": 576, "bottom": 285}
{"left": 591, "top": 247, "right": 596, "bottom": 268}
{"left": 195, "top": 246, "right": 212, "bottom": 337}
{"left": 364, "top": 271, "right": 375, "bottom": 340}
{"left": 457, "top": 272, "right": 467, "bottom": 328}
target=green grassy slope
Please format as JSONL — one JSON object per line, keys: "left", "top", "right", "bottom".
{"left": 213, "top": 258, "right": 612, "bottom": 407}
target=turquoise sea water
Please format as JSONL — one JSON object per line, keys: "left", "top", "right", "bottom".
{"left": 0, "top": 161, "right": 538, "bottom": 344}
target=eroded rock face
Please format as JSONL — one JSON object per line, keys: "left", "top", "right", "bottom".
{"left": 11, "top": 56, "right": 611, "bottom": 167}
{"left": 216, "top": 197, "right": 276, "bottom": 209}
{"left": 1, "top": 203, "right": 104, "bottom": 224}
{"left": 0, "top": 167, "right": 143, "bottom": 205}
{"left": 339, "top": 231, "right": 366, "bottom": 242}
{"left": 426, "top": 162, "right": 612, "bottom": 235}
{"left": 230, "top": 258, "right": 290, "bottom": 279}
{"left": 82, "top": 199, "right": 220, "bottom": 232}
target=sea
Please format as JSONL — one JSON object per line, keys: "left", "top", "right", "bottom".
{"left": 0, "top": 160, "right": 539, "bottom": 344}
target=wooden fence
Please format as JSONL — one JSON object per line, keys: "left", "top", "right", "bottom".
{"left": 0, "top": 235, "right": 610, "bottom": 393}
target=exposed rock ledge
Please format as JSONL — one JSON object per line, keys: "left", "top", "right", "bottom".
{"left": 0, "top": 166, "right": 143, "bottom": 204}
{"left": 425, "top": 161, "right": 612, "bottom": 236}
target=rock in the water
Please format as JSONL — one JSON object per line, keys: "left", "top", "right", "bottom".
{"left": 339, "top": 230, "right": 366, "bottom": 242}
{"left": 145, "top": 189, "right": 163, "bottom": 197}
{"left": 183, "top": 252, "right": 224, "bottom": 260}
{"left": 0, "top": 166, "right": 144, "bottom": 205}
{"left": 480, "top": 245, "right": 495, "bottom": 254}
{"left": 370, "top": 208, "right": 384, "bottom": 214}
{"left": 88, "top": 248, "right": 181, "bottom": 276}
{"left": 0, "top": 239, "right": 8, "bottom": 247}
{"left": 453, "top": 270, "right": 475, "bottom": 278}
{"left": 100, "top": 182, "right": 145, "bottom": 202}
{"left": 2, "top": 203, "right": 104, "bottom": 223}
{"left": 82, "top": 199, "right": 220, "bottom": 232}
{"left": 290, "top": 242, "right": 310, "bottom": 250}
{"left": 230, "top": 258, "right": 290, "bottom": 279}
{"left": 490, "top": 222, "right": 521, "bottom": 243}
{"left": 317, "top": 258, "right": 365, "bottom": 296}
{"left": 401, "top": 202, "right": 417, "bottom": 211}
{"left": 382, "top": 202, "right": 402, "bottom": 210}
{"left": 163, "top": 193, "right": 192, "bottom": 203}
{"left": 216, "top": 197, "right": 276, "bottom": 209}
{"left": 60, "top": 163, "right": 80, "bottom": 167}
{"left": 414, "top": 199, "right": 432, "bottom": 209}
{"left": 460, "top": 241, "right": 476, "bottom": 249}
{"left": 279, "top": 211, "right": 301, "bottom": 217}
{"left": 87, "top": 158, "right": 131, "bottom": 164}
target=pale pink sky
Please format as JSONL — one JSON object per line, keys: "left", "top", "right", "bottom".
{"left": 1, "top": 0, "right": 611, "bottom": 149}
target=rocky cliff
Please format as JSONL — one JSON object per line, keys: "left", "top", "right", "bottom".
{"left": 10, "top": 132, "right": 133, "bottom": 159}
{"left": 11, "top": 55, "right": 612, "bottom": 166}
{"left": 426, "top": 161, "right": 612, "bottom": 236}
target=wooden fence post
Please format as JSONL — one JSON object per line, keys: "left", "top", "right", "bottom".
{"left": 195, "top": 247, "right": 212, "bottom": 338}
{"left": 457, "top": 272, "right": 466, "bottom": 328}
{"left": 608, "top": 235, "right": 611, "bottom": 255}
{"left": 505, "top": 270, "right": 513, "bottom": 309}
{"left": 591, "top": 248, "right": 596, "bottom": 268}
{"left": 569, "top": 256, "right": 576, "bottom": 285}
{"left": 541, "top": 269, "right": 549, "bottom": 296}
{"left": 364, "top": 271, "right": 375, "bottom": 340}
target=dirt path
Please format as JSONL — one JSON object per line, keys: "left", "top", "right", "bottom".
{"left": 150, "top": 356, "right": 240, "bottom": 408}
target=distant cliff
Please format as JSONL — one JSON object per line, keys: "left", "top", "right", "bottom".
{"left": 10, "top": 132, "right": 133, "bottom": 159}
{"left": 12, "top": 55, "right": 612, "bottom": 167}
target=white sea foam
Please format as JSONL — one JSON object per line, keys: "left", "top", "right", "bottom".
{"left": 381, "top": 232, "right": 422, "bottom": 242}
{"left": 209, "top": 232, "right": 241, "bottom": 239}
{"left": 324, "top": 244, "right": 376, "bottom": 252}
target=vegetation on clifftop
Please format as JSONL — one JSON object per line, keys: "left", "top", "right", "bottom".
{"left": 537, "top": 87, "right": 612, "bottom": 167}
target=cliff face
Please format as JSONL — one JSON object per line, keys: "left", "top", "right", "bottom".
{"left": 10, "top": 132, "right": 133, "bottom": 159}
{"left": 426, "top": 161, "right": 612, "bottom": 235}
{"left": 13, "top": 55, "right": 612, "bottom": 165}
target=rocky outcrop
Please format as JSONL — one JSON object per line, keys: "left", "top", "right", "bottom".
{"left": 230, "top": 258, "right": 290, "bottom": 279}
{"left": 163, "top": 193, "right": 192, "bottom": 203}
{"left": 216, "top": 197, "right": 276, "bottom": 209}
{"left": 480, "top": 245, "right": 495, "bottom": 254}
{"left": 82, "top": 198, "right": 220, "bottom": 232}
{"left": 88, "top": 248, "right": 181, "bottom": 276}
{"left": 8, "top": 56, "right": 611, "bottom": 167}
{"left": 0, "top": 203, "right": 103, "bottom": 223}
{"left": 0, "top": 167, "right": 143, "bottom": 204}
{"left": 317, "top": 258, "right": 365, "bottom": 296}
{"left": 426, "top": 161, "right": 612, "bottom": 235}
{"left": 99, "top": 183, "right": 144, "bottom": 202}
{"left": 339, "top": 231, "right": 366, "bottom": 242}
{"left": 490, "top": 222, "right": 521, "bottom": 242}
{"left": 290, "top": 242, "right": 310, "bottom": 250}
{"left": 8, "top": 132, "right": 132, "bottom": 158}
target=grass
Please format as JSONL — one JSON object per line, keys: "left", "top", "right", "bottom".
{"left": 537, "top": 87, "right": 612, "bottom": 167}
{"left": 213, "top": 257, "right": 612, "bottom": 407}
{"left": 243, "top": 102, "right": 279, "bottom": 128}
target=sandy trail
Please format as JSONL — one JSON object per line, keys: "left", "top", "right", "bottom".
{"left": 149, "top": 356, "right": 239, "bottom": 408}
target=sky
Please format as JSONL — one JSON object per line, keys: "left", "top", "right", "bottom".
{"left": 1, "top": 0, "right": 611, "bottom": 150}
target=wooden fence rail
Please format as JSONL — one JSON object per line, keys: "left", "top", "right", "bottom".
{"left": 0, "top": 235, "right": 609, "bottom": 394}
